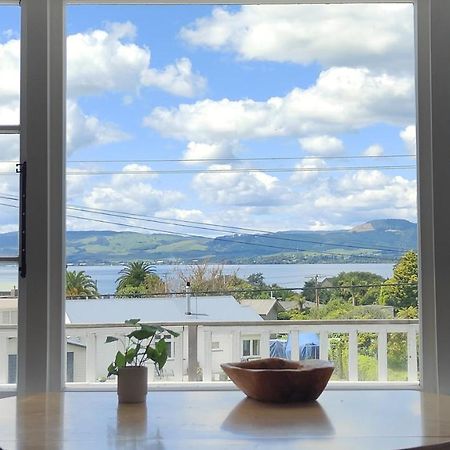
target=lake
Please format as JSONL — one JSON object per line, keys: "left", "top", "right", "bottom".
{"left": 0, "top": 263, "right": 394, "bottom": 294}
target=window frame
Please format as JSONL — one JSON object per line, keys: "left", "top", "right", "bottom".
{"left": 13, "top": 0, "right": 450, "bottom": 395}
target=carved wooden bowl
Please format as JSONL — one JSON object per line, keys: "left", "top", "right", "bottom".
{"left": 221, "top": 358, "right": 334, "bottom": 403}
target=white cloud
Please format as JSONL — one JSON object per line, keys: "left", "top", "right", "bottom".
{"left": 82, "top": 164, "right": 184, "bottom": 215}
{"left": 314, "top": 170, "right": 417, "bottom": 220}
{"left": 0, "top": 38, "right": 19, "bottom": 124}
{"left": 68, "top": 22, "right": 205, "bottom": 98}
{"left": 66, "top": 100, "right": 129, "bottom": 154}
{"left": 0, "top": 134, "right": 19, "bottom": 161}
{"left": 145, "top": 67, "right": 414, "bottom": 142}
{"left": 290, "top": 158, "right": 327, "bottom": 184}
{"left": 400, "top": 125, "right": 416, "bottom": 155}
{"left": 363, "top": 144, "right": 384, "bottom": 156}
{"left": 299, "top": 135, "right": 343, "bottom": 155}
{"left": 141, "top": 58, "right": 206, "bottom": 98}
{"left": 182, "top": 141, "right": 236, "bottom": 165}
{"left": 180, "top": 4, "right": 414, "bottom": 73}
{"left": 192, "top": 164, "right": 289, "bottom": 206}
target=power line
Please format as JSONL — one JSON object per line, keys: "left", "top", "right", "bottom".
{"left": 62, "top": 165, "right": 416, "bottom": 176}
{"left": 67, "top": 205, "right": 407, "bottom": 254}
{"left": 66, "top": 154, "right": 416, "bottom": 164}
{"left": 66, "top": 281, "right": 418, "bottom": 298}
{"left": 0, "top": 194, "right": 412, "bottom": 256}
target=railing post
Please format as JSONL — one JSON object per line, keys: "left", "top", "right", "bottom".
{"left": 348, "top": 330, "right": 358, "bottom": 382}
{"left": 232, "top": 330, "right": 241, "bottom": 361}
{"left": 85, "top": 333, "right": 97, "bottom": 383}
{"left": 173, "top": 332, "right": 183, "bottom": 382}
{"left": 290, "top": 330, "right": 299, "bottom": 361}
{"left": 203, "top": 330, "right": 212, "bottom": 382}
{"left": 260, "top": 331, "right": 270, "bottom": 358}
{"left": 187, "top": 325, "right": 198, "bottom": 381}
{"left": 0, "top": 335, "right": 8, "bottom": 384}
{"left": 407, "top": 328, "right": 418, "bottom": 382}
{"left": 319, "top": 330, "right": 328, "bottom": 360}
{"left": 377, "top": 330, "right": 388, "bottom": 382}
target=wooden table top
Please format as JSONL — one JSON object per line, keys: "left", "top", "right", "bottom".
{"left": 1, "top": 390, "right": 450, "bottom": 450}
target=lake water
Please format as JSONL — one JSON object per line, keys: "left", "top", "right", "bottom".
{"left": 0, "top": 263, "right": 394, "bottom": 294}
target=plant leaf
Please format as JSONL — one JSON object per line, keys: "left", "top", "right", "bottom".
{"left": 127, "top": 329, "right": 153, "bottom": 341}
{"left": 124, "top": 318, "right": 140, "bottom": 325}
{"left": 107, "top": 362, "right": 118, "bottom": 377}
{"left": 105, "top": 336, "right": 119, "bottom": 343}
{"left": 162, "top": 328, "right": 180, "bottom": 338}
{"left": 125, "top": 347, "right": 137, "bottom": 364}
{"left": 114, "top": 351, "right": 126, "bottom": 368}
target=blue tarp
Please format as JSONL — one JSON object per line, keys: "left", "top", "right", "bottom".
{"left": 286, "top": 332, "right": 320, "bottom": 360}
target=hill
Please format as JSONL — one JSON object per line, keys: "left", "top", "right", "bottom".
{"left": 0, "top": 219, "right": 417, "bottom": 264}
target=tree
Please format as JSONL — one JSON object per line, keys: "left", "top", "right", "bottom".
{"left": 66, "top": 270, "right": 99, "bottom": 298}
{"left": 247, "top": 272, "right": 265, "bottom": 287}
{"left": 115, "top": 261, "right": 155, "bottom": 292}
{"left": 380, "top": 251, "right": 418, "bottom": 311}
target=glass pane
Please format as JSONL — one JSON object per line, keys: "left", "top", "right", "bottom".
{"left": 0, "top": 135, "right": 19, "bottom": 256}
{"left": 0, "top": 6, "right": 20, "bottom": 125}
{"left": 65, "top": 3, "right": 417, "bottom": 386}
{"left": 0, "top": 261, "right": 18, "bottom": 387}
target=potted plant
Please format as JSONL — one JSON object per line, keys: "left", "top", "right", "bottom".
{"left": 106, "top": 318, "right": 179, "bottom": 403}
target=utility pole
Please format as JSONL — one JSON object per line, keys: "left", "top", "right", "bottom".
{"left": 314, "top": 274, "right": 320, "bottom": 309}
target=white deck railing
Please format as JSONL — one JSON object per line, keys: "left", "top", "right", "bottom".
{"left": 0, "top": 319, "right": 420, "bottom": 386}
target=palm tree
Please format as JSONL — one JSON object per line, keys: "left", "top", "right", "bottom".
{"left": 66, "top": 270, "right": 99, "bottom": 298}
{"left": 115, "top": 261, "right": 155, "bottom": 291}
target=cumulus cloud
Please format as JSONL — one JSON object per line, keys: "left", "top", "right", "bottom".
{"left": 299, "top": 135, "right": 343, "bottom": 155}
{"left": 0, "top": 38, "right": 19, "bottom": 124}
{"left": 314, "top": 170, "right": 417, "bottom": 220}
{"left": 182, "top": 141, "right": 236, "bottom": 165}
{"left": 363, "top": 144, "right": 384, "bottom": 156}
{"left": 141, "top": 58, "right": 206, "bottom": 98}
{"left": 290, "top": 158, "right": 327, "bottom": 184}
{"left": 400, "top": 125, "right": 416, "bottom": 155}
{"left": 68, "top": 22, "right": 205, "bottom": 98}
{"left": 66, "top": 100, "right": 129, "bottom": 155}
{"left": 192, "top": 164, "right": 290, "bottom": 206}
{"left": 145, "top": 67, "right": 414, "bottom": 142}
{"left": 82, "top": 164, "right": 184, "bottom": 215}
{"left": 180, "top": 4, "right": 414, "bottom": 73}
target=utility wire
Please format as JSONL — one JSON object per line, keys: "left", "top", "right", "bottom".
{"left": 0, "top": 193, "right": 412, "bottom": 256}
{"left": 66, "top": 281, "right": 418, "bottom": 299}
{"left": 66, "top": 154, "right": 417, "bottom": 164}
{"left": 62, "top": 165, "right": 415, "bottom": 176}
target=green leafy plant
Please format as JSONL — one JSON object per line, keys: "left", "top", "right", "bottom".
{"left": 106, "top": 319, "right": 179, "bottom": 377}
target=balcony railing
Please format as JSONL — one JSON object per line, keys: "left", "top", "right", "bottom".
{"left": 0, "top": 319, "right": 420, "bottom": 387}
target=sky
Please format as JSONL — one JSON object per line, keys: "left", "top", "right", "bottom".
{"left": 0, "top": 3, "right": 417, "bottom": 240}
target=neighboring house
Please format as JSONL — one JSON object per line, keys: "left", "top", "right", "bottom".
{"left": 65, "top": 296, "right": 263, "bottom": 382}
{"left": 1, "top": 296, "right": 263, "bottom": 384}
{"left": 240, "top": 299, "right": 285, "bottom": 320}
{"left": 0, "top": 298, "right": 86, "bottom": 384}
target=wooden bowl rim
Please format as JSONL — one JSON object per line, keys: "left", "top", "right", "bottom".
{"left": 221, "top": 358, "right": 334, "bottom": 373}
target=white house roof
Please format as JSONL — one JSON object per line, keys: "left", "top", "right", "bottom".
{"left": 65, "top": 296, "right": 263, "bottom": 324}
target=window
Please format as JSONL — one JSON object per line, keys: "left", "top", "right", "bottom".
{"left": 243, "top": 339, "right": 260, "bottom": 359}
{"left": 10, "top": 0, "right": 450, "bottom": 395}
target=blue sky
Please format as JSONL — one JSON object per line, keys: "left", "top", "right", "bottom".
{"left": 0, "top": 4, "right": 417, "bottom": 237}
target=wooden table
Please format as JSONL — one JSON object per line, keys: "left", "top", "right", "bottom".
{"left": 1, "top": 390, "right": 450, "bottom": 449}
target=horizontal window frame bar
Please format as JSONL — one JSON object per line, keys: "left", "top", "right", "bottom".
{"left": 0, "top": 126, "right": 20, "bottom": 135}
{"left": 0, "top": 256, "right": 19, "bottom": 263}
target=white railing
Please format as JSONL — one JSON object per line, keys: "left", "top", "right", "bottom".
{"left": 0, "top": 319, "right": 420, "bottom": 387}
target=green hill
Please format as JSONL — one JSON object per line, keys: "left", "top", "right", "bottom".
{"left": 0, "top": 219, "right": 417, "bottom": 264}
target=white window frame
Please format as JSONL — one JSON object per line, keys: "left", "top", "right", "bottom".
{"left": 9, "top": 0, "right": 450, "bottom": 395}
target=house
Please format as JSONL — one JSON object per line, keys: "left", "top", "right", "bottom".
{"left": 240, "top": 299, "right": 285, "bottom": 320}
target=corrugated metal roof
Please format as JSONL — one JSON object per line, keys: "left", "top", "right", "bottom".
{"left": 65, "top": 296, "right": 263, "bottom": 324}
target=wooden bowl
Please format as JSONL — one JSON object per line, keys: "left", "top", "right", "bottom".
{"left": 221, "top": 358, "right": 334, "bottom": 403}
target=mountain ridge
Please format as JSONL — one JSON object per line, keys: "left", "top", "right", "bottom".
{"left": 0, "top": 219, "right": 417, "bottom": 264}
